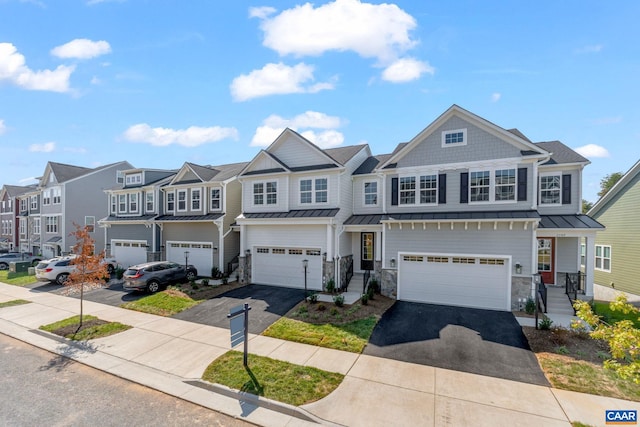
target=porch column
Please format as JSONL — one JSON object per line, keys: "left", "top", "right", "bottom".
{"left": 375, "top": 231, "right": 382, "bottom": 261}
{"left": 239, "top": 224, "right": 246, "bottom": 254}
{"left": 584, "top": 234, "right": 595, "bottom": 298}
{"left": 326, "top": 224, "right": 333, "bottom": 259}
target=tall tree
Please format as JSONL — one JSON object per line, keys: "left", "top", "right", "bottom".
{"left": 65, "top": 223, "right": 109, "bottom": 332}
{"left": 598, "top": 172, "right": 624, "bottom": 198}
{"left": 582, "top": 199, "right": 593, "bottom": 213}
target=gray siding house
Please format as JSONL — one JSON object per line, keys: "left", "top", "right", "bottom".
{"left": 1, "top": 184, "right": 36, "bottom": 253}
{"left": 99, "top": 168, "right": 176, "bottom": 268}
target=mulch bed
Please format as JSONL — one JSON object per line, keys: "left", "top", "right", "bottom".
{"left": 522, "top": 326, "right": 609, "bottom": 364}
{"left": 287, "top": 294, "right": 396, "bottom": 324}
{"left": 170, "top": 280, "right": 246, "bottom": 300}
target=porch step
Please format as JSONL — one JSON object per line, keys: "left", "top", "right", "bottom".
{"left": 346, "top": 273, "right": 365, "bottom": 292}
{"left": 545, "top": 286, "right": 576, "bottom": 315}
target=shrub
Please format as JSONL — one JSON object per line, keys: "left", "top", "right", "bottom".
{"left": 326, "top": 278, "right": 336, "bottom": 294}
{"left": 330, "top": 307, "right": 339, "bottom": 316}
{"left": 539, "top": 317, "right": 553, "bottom": 330}
{"left": 222, "top": 275, "right": 228, "bottom": 285}
{"left": 308, "top": 293, "right": 318, "bottom": 303}
{"left": 317, "top": 303, "right": 326, "bottom": 312}
{"left": 115, "top": 267, "right": 125, "bottom": 280}
{"left": 555, "top": 345, "right": 570, "bottom": 355}
{"left": 525, "top": 297, "right": 536, "bottom": 314}
{"left": 191, "top": 284, "right": 199, "bottom": 290}
{"left": 201, "top": 278, "right": 210, "bottom": 286}
{"left": 367, "top": 286, "right": 375, "bottom": 300}
{"left": 211, "top": 267, "right": 222, "bottom": 279}
{"left": 333, "top": 294, "right": 345, "bottom": 307}
{"left": 361, "top": 293, "right": 369, "bottom": 305}
{"left": 297, "top": 305, "right": 308, "bottom": 315}
{"left": 369, "top": 278, "right": 379, "bottom": 293}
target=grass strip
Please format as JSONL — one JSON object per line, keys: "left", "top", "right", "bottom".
{"left": 0, "top": 271, "right": 38, "bottom": 286}
{"left": 202, "top": 351, "right": 343, "bottom": 406}
{"left": 262, "top": 316, "right": 378, "bottom": 353}
{"left": 120, "top": 291, "right": 201, "bottom": 316}
{"left": 40, "top": 315, "right": 131, "bottom": 340}
{"left": 0, "top": 299, "right": 31, "bottom": 308}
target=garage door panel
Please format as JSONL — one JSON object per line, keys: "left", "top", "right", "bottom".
{"left": 112, "top": 240, "right": 147, "bottom": 269}
{"left": 253, "top": 248, "right": 322, "bottom": 290}
{"left": 398, "top": 254, "right": 509, "bottom": 311}
{"left": 166, "top": 242, "right": 213, "bottom": 277}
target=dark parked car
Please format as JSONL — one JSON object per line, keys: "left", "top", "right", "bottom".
{"left": 122, "top": 261, "right": 198, "bottom": 293}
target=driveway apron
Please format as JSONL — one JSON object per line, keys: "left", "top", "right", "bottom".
{"left": 172, "top": 284, "right": 305, "bottom": 334}
{"left": 364, "top": 301, "right": 549, "bottom": 386}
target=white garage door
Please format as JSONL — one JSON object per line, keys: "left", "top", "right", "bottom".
{"left": 166, "top": 241, "right": 213, "bottom": 277}
{"left": 253, "top": 247, "right": 322, "bottom": 290}
{"left": 398, "top": 253, "right": 510, "bottom": 311}
{"left": 112, "top": 240, "right": 148, "bottom": 269}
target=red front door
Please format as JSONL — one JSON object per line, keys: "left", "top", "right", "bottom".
{"left": 537, "top": 238, "right": 555, "bottom": 285}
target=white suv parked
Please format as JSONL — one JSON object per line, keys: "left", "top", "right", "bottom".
{"left": 35, "top": 255, "right": 118, "bottom": 285}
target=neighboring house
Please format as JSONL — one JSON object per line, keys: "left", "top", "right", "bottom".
{"left": 154, "top": 161, "right": 248, "bottom": 277}
{"left": 236, "top": 128, "right": 371, "bottom": 291}
{"left": 588, "top": 159, "right": 640, "bottom": 302}
{"left": 35, "top": 161, "right": 134, "bottom": 259}
{"left": 16, "top": 186, "right": 41, "bottom": 255}
{"left": 98, "top": 168, "right": 176, "bottom": 269}
{"left": 0, "top": 184, "right": 36, "bottom": 252}
{"left": 239, "top": 106, "right": 603, "bottom": 311}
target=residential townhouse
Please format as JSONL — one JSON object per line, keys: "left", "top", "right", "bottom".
{"left": 238, "top": 106, "right": 603, "bottom": 312}
{"left": 587, "top": 159, "right": 640, "bottom": 302}
{"left": 0, "top": 184, "right": 36, "bottom": 252}
{"left": 99, "top": 168, "right": 176, "bottom": 268}
{"left": 31, "top": 161, "right": 134, "bottom": 259}
{"left": 153, "top": 161, "right": 249, "bottom": 277}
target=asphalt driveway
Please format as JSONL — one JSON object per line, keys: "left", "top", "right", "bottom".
{"left": 364, "top": 301, "right": 549, "bottom": 386}
{"left": 173, "top": 284, "right": 305, "bottom": 334}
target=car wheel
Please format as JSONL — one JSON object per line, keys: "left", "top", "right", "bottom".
{"left": 147, "top": 280, "right": 161, "bottom": 293}
{"left": 185, "top": 271, "right": 196, "bottom": 281}
{"left": 56, "top": 273, "right": 69, "bottom": 285}
{"left": 107, "top": 264, "right": 114, "bottom": 274}
{"left": 0, "top": 262, "right": 8, "bottom": 270}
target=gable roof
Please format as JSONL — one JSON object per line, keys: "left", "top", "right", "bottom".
{"left": 324, "top": 144, "right": 368, "bottom": 165}
{"left": 379, "top": 105, "right": 548, "bottom": 169}
{"left": 535, "top": 141, "right": 590, "bottom": 166}
{"left": 46, "top": 162, "right": 92, "bottom": 184}
{"left": 170, "top": 161, "right": 249, "bottom": 185}
{"left": 1, "top": 184, "right": 37, "bottom": 199}
{"left": 588, "top": 159, "right": 640, "bottom": 217}
{"left": 354, "top": 154, "right": 394, "bottom": 175}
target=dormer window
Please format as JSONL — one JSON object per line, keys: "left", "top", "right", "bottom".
{"left": 441, "top": 128, "right": 467, "bottom": 147}
{"left": 125, "top": 173, "right": 142, "bottom": 186}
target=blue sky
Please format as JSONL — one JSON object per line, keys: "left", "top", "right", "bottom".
{"left": 0, "top": 0, "right": 638, "bottom": 203}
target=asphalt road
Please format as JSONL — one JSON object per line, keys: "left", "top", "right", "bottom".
{"left": 0, "top": 333, "right": 249, "bottom": 427}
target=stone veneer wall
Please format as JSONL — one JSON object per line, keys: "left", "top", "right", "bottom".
{"left": 239, "top": 254, "right": 251, "bottom": 285}
{"left": 337, "top": 255, "right": 351, "bottom": 291}
{"left": 511, "top": 276, "right": 533, "bottom": 310}
{"left": 380, "top": 268, "right": 398, "bottom": 298}
{"left": 323, "top": 258, "right": 336, "bottom": 291}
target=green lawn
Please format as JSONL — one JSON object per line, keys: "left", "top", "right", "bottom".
{"left": 120, "top": 291, "right": 201, "bottom": 316}
{"left": 0, "top": 271, "right": 38, "bottom": 286}
{"left": 40, "top": 315, "right": 131, "bottom": 340}
{"left": 0, "top": 299, "right": 31, "bottom": 308}
{"left": 262, "top": 316, "right": 378, "bottom": 353}
{"left": 593, "top": 301, "right": 640, "bottom": 328}
{"left": 202, "top": 351, "right": 343, "bottom": 406}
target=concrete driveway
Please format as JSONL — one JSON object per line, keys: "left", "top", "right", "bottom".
{"left": 364, "top": 301, "right": 549, "bottom": 386}
{"left": 173, "top": 284, "right": 305, "bottom": 334}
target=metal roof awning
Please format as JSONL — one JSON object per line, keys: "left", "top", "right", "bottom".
{"left": 46, "top": 236, "right": 62, "bottom": 243}
{"left": 243, "top": 209, "right": 340, "bottom": 219}
{"left": 154, "top": 213, "right": 224, "bottom": 222}
{"left": 538, "top": 214, "right": 604, "bottom": 230}
{"left": 382, "top": 210, "right": 540, "bottom": 222}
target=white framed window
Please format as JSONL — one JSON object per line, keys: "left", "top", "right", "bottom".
{"left": 177, "top": 190, "right": 187, "bottom": 211}
{"left": 495, "top": 169, "right": 516, "bottom": 201}
{"left": 399, "top": 176, "right": 416, "bottom": 205}
{"left": 210, "top": 188, "right": 221, "bottom": 210}
{"left": 191, "top": 189, "right": 201, "bottom": 210}
{"left": 19, "top": 220, "right": 26, "bottom": 236}
{"left": 441, "top": 128, "right": 467, "bottom": 147}
{"left": 118, "top": 194, "right": 127, "bottom": 213}
{"left": 129, "top": 193, "right": 138, "bottom": 212}
{"left": 364, "top": 181, "right": 378, "bottom": 206}
{"left": 116, "top": 170, "right": 124, "bottom": 183}
{"left": 30, "top": 195, "right": 38, "bottom": 210}
{"left": 300, "top": 178, "right": 328, "bottom": 204}
{"left": 595, "top": 245, "right": 611, "bottom": 272}
{"left": 45, "top": 216, "right": 58, "bottom": 233}
{"left": 540, "top": 174, "right": 561, "bottom": 205}
{"left": 52, "top": 187, "right": 61, "bottom": 204}
{"left": 420, "top": 175, "right": 437, "bottom": 204}
{"left": 125, "top": 173, "right": 142, "bottom": 185}
{"left": 20, "top": 198, "right": 27, "bottom": 212}
{"left": 470, "top": 171, "right": 490, "bottom": 202}
{"left": 166, "top": 192, "right": 175, "bottom": 212}
{"left": 145, "top": 192, "right": 154, "bottom": 212}
{"left": 85, "top": 216, "right": 95, "bottom": 233}
{"left": 33, "top": 217, "right": 40, "bottom": 235}
{"left": 42, "top": 189, "right": 51, "bottom": 205}
{"left": 110, "top": 195, "right": 117, "bottom": 214}
{"left": 253, "top": 181, "right": 277, "bottom": 205}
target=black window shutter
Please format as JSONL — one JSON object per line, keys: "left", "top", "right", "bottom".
{"left": 562, "top": 174, "right": 572, "bottom": 204}
{"left": 460, "top": 172, "right": 469, "bottom": 204}
{"left": 391, "top": 177, "right": 398, "bottom": 206}
{"left": 438, "top": 174, "right": 447, "bottom": 204}
{"left": 517, "top": 168, "right": 527, "bottom": 201}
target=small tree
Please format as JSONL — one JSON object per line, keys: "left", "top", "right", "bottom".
{"left": 598, "top": 172, "right": 624, "bottom": 198}
{"left": 66, "top": 223, "right": 109, "bottom": 333}
{"left": 573, "top": 295, "right": 640, "bottom": 383}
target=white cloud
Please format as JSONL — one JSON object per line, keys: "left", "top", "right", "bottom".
{"left": 590, "top": 116, "right": 622, "bottom": 125}
{"left": 491, "top": 92, "right": 501, "bottom": 102}
{"left": 51, "top": 39, "right": 111, "bottom": 59}
{"left": 29, "top": 142, "right": 56, "bottom": 152}
{"left": 251, "top": 111, "right": 346, "bottom": 148}
{"left": 575, "top": 44, "right": 603, "bottom": 54}
{"left": 230, "top": 62, "right": 334, "bottom": 101}
{"left": 381, "top": 58, "right": 434, "bottom": 83}
{"left": 123, "top": 123, "right": 239, "bottom": 147}
{"left": 87, "top": 0, "right": 126, "bottom": 5}
{"left": 0, "top": 43, "right": 74, "bottom": 92}
{"left": 574, "top": 144, "right": 610, "bottom": 158}
{"left": 63, "top": 146, "right": 88, "bottom": 154}
{"left": 257, "top": 0, "right": 418, "bottom": 64}
{"left": 0, "top": 119, "right": 6, "bottom": 135}
{"left": 90, "top": 76, "right": 101, "bottom": 85}
{"left": 249, "top": 6, "right": 276, "bottom": 19}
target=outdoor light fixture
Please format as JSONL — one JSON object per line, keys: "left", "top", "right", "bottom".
{"left": 184, "top": 251, "right": 190, "bottom": 270}
{"left": 246, "top": 249, "right": 251, "bottom": 255}
{"left": 515, "top": 262, "right": 522, "bottom": 274}
{"left": 302, "top": 259, "right": 309, "bottom": 300}
{"left": 322, "top": 252, "right": 327, "bottom": 261}
{"left": 390, "top": 258, "right": 396, "bottom": 268}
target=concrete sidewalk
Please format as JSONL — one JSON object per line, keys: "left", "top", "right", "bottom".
{"left": 1, "top": 282, "right": 638, "bottom": 427}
